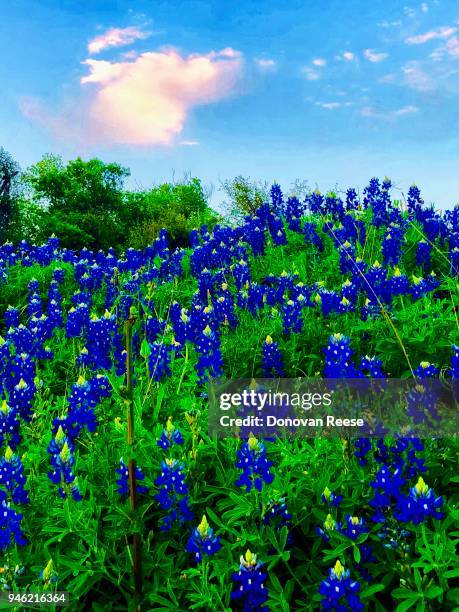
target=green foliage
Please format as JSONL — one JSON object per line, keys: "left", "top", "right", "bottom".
{"left": 127, "top": 178, "right": 219, "bottom": 249}
{"left": 221, "top": 175, "right": 269, "bottom": 220}
{"left": 21, "top": 155, "right": 129, "bottom": 250}
{"left": 0, "top": 147, "right": 21, "bottom": 242}
{"left": 7, "top": 157, "right": 218, "bottom": 251}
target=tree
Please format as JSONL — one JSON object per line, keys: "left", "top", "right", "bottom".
{"left": 23, "top": 155, "right": 130, "bottom": 250}
{"left": 0, "top": 147, "right": 20, "bottom": 243}
{"left": 220, "top": 175, "right": 269, "bottom": 220}
{"left": 127, "top": 178, "right": 219, "bottom": 249}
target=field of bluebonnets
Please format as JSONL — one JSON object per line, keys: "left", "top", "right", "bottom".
{"left": 1, "top": 176, "right": 458, "bottom": 611}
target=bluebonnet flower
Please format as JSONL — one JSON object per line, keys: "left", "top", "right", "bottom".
{"left": 262, "top": 497, "right": 292, "bottom": 532}
{"left": 308, "top": 189, "right": 325, "bottom": 215}
{"left": 341, "top": 279, "right": 358, "bottom": 304}
{"left": 339, "top": 515, "right": 368, "bottom": 540}
{"left": 339, "top": 241, "right": 356, "bottom": 276}
{"left": 285, "top": 196, "right": 303, "bottom": 231}
{"left": 53, "top": 267, "right": 65, "bottom": 283}
{"left": 270, "top": 183, "right": 283, "bottom": 214}
{"left": 157, "top": 417, "right": 184, "bottom": 449}
{"left": 268, "top": 215, "right": 288, "bottom": 246}
{"left": 65, "top": 303, "right": 90, "bottom": 338}
{"left": 262, "top": 336, "right": 285, "bottom": 377}
{"left": 246, "top": 283, "right": 266, "bottom": 317}
{"left": 7, "top": 325, "right": 34, "bottom": 355}
{"left": 84, "top": 311, "right": 117, "bottom": 371}
{"left": 303, "top": 222, "right": 324, "bottom": 251}
{"left": 232, "top": 259, "right": 251, "bottom": 290}
{"left": 47, "top": 428, "right": 82, "bottom": 501}
{"left": 235, "top": 434, "right": 274, "bottom": 492}
{"left": 213, "top": 290, "right": 237, "bottom": 329}
{"left": 314, "top": 289, "right": 339, "bottom": 317}
{"left": 387, "top": 267, "right": 410, "bottom": 297}
{"left": 186, "top": 515, "right": 221, "bottom": 562}
{"left": 382, "top": 226, "right": 404, "bottom": 267}
{"left": 415, "top": 240, "right": 431, "bottom": 269}
{"left": 410, "top": 275, "right": 438, "bottom": 301}
{"left": 154, "top": 459, "right": 193, "bottom": 531}
{"left": 282, "top": 298, "right": 303, "bottom": 334}
{"left": 354, "top": 438, "right": 372, "bottom": 466}
{"left": 413, "top": 361, "right": 439, "bottom": 379}
{"left": 116, "top": 459, "right": 148, "bottom": 497}
{"left": 231, "top": 549, "right": 268, "bottom": 611}
{"left": 53, "top": 376, "right": 98, "bottom": 440}
{"left": 323, "top": 334, "right": 360, "bottom": 378}
{"left": 0, "top": 447, "right": 29, "bottom": 505}
{"left": 9, "top": 377, "right": 36, "bottom": 422}
{"left": 0, "top": 500, "right": 28, "bottom": 550}
{"left": 247, "top": 221, "right": 266, "bottom": 257}
{"left": 194, "top": 325, "right": 223, "bottom": 384}
{"left": 369, "top": 465, "right": 406, "bottom": 523}
{"left": 322, "top": 487, "right": 342, "bottom": 507}
{"left": 395, "top": 476, "right": 444, "bottom": 525}
{"left": 319, "top": 560, "right": 363, "bottom": 611}
{"left": 148, "top": 342, "right": 173, "bottom": 381}
{"left": 4, "top": 306, "right": 19, "bottom": 329}
{"left": 345, "top": 188, "right": 359, "bottom": 211}
{"left": 407, "top": 184, "right": 424, "bottom": 216}
{"left": 0, "top": 400, "right": 21, "bottom": 451}
{"left": 359, "top": 355, "right": 385, "bottom": 378}
{"left": 261, "top": 495, "right": 293, "bottom": 548}
{"left": 316, "top": 513, "right": 337, "bottom": 542}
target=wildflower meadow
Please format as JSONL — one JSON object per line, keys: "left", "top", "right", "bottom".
{"left": 0, "top": 178, "right": 458, "bottom": 611}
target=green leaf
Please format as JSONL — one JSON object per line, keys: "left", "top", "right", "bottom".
{"left": 424, "top": 585, "right": 443, "bottom": 599}
{"left": 361, "top": 584, "right": 385, "bottom": 599}
{"left": 140, "top": 338, "right": 151, "bottom": 358}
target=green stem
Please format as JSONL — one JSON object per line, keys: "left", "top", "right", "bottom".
{"left": 125, "top": 310, "right": 142, "bottom": 609}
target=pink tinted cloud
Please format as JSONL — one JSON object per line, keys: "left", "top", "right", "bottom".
{"left": 363, "top": 49, "right": 389, "bottom": 62}
{"left": 88, "top": 26, "right": 151, "bottom": 55}
{"left": 446, "top": 36, "right": 459, "bottom": 56}
{"left": 79, "top": 49, "right": 243, "bottom": 145}
{"left": 22, "top": 48, "right": 244, "bottom": 147}
{"left": 405, "top": 26, "right": 457, "bottom": 45}
{"left": 402, "top": 61, "right": 434, "bottom": 91}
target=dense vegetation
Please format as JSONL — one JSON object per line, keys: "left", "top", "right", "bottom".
{"left": 0, "top": 166, "right": 458, "bottom": 610}
{"left": 1, "top": 149, "right": 218, "bottom": 251}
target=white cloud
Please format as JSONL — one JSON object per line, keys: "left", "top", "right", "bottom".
{"left": 405, "top": 26, "right": 457, "bottom": 45}
{"left": 446, "top": 36, "right": 459, "bottom": 56}
{"left": 360, "top": 105, "right": 419, "bottom": 118}
{"left": 378, "top": 20, "right": 402, "bottom": 28}
{"left": 179, "top": 140, "right": 199, "bottom": 146}
{"left": 254, "top": 58, "right": 277, "bottom": 70}
{"left": 402, "top": 61, "right": 434, "bottom": 90}
{"left": 364, "top": 49, "right": 389, "bottom": 62}
{"left": 317, "top": 101, "right": 341, "bottom": 109}
{"left": 393, "top": 105, "right": 419, "bottom": 115}
{"left": 302, "top": 67, "right": 320, "bottom": 80}
{"left": 88, "top": 26, "right": 151, "bottom": 54}
{"left": 335, "top": 51, "right": 356, "bottom": 62}
{"left": 312, "top": 58, "right": 327, "bottom": 67}
{"left": 420, "top": 2, "right": 429, "bottom": 12}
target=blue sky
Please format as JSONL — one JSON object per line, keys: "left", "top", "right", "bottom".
{"left": 1, "top": 0, "right": 459, "bottom": 208}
